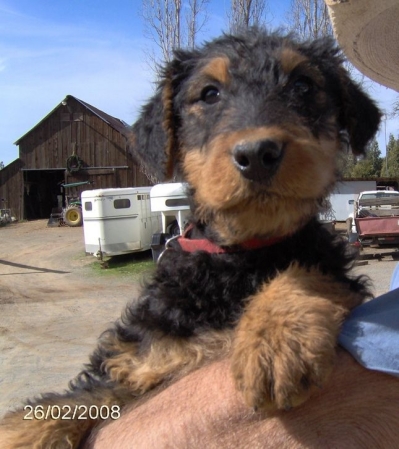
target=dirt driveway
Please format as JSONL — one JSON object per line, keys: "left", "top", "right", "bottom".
{"left": 0, "top": 220, "right": 142, "bottom": 418}
{"left": 0, "top": 220, "right": 397, "bottom": 418}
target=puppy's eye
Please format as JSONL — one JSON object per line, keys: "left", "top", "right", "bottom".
{"left": 200, "top": 86, "right": 220, "bottom": 104}
{"left": 293, "top": 76, "right": 314, "bottom": 95}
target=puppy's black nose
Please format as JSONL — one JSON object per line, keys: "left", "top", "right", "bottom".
{"left": 232, "top": 139, "right": 284, "bottom": 183}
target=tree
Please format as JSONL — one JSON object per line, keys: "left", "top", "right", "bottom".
{"left": 186, "top": 0, "right": 209, "bottom": 48}
{"left": 338, "top": 151, "right": 356, "bottom": 178}
{"left": 381, "top": 134, "right": 399, "bottom": 178}
{"left": 141, "top": 0, "right": 209, "bottom": 77}
{"left": 0, "top": 161, "right": 4, "bottom": 170}
{"left": 367, "top": 138, "right": 383, "bottom": 177}
{"left": 287, "top": 0, "right": 332, "bottom": 40}
{"left": 339, "top": 139, "right": 383, "bottom": 178}
{"left": 350, "top": 139, "right": 382, "bottom": 178}
{"left": 228, "top": 0, "right": 269, "bottom": 33}
{"left": 392, "top": 97, "right": 399, "bottom": 118}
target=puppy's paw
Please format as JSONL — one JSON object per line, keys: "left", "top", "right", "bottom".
{"left": 231, "top": 291, "right": 345, "bottom": 411}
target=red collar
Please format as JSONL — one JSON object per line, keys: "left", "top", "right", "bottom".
{"left": 176, "top": 225, "right": 286, "bottom": 254}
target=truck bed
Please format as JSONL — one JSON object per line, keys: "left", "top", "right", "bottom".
{"left": 355, "top": 216, "right": 399, "bottom": 237}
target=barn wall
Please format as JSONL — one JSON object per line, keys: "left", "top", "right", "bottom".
{"left": 0, "top": 159, "right": 24, "bottom": 220}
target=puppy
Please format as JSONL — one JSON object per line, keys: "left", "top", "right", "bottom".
{"left": 1, "top": 27, "right": 381, "bottom": 448}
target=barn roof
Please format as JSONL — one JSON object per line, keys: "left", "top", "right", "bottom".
{"left": 14, "top": 95, "right": 132, "bottom": 145}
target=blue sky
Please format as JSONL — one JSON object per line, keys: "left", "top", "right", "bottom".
{"left": 0, "top": 0, "right": 397, "bottom": 166}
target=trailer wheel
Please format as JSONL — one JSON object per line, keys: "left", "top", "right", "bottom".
{"left": 167, "top": 220, "right": 180, "bottom": 236}
{"left": 64, "top": 206, "right": 83, "bottom": 227}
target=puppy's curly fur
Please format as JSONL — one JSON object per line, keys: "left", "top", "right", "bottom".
{"left": 1, "top": 28, "right": 381, "bottom": 448}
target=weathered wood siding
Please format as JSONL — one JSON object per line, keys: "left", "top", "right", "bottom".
{"left": 0, "top": 159, "right": 24, "bottom": 219}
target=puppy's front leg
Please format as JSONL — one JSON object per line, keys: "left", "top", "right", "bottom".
{"left": 231, "top": 262, "right": 364, "bottom": 411}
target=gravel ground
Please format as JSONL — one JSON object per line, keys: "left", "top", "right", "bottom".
{"left": 0, "top": 220, "right": 397, "bottom": 418}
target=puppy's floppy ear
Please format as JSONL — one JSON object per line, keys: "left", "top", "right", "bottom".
{"left": 337, "top": 70, "right": 382, "bottom": 155}
{"left": 130, "top": 53, "right": 193, "bottom": 182}
{"left": 300, "top": 38, "right": 381, "bottom": 156}
{"left": 130, "top": 70, "right": 176, "bottom": 182}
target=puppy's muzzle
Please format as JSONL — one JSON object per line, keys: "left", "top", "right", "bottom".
{"left": 232, "top": 138, "right": 284, "bottom": 184}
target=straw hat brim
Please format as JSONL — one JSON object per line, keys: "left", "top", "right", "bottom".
{"left": 325, "top": 0, "right": 399, "bottom": 92}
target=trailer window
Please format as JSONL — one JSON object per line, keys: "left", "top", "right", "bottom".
{"left": 165, "top": 198, "right": 189, "bottom": 207}
{"left": 114, "top": 199, "right": 131, "bottom": 209}
{"left": 84, "top": 202, "right": 92, "bottom": 211}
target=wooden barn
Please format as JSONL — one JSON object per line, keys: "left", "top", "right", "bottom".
{"left": 0, "top": 95, "right": 151, "bottom": 221}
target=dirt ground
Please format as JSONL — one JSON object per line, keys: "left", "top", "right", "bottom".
{"left": 0, "top": 220, "right": 142, "bottom": 418}
{"left": 0, "top": 220, "right": 397, "bottom": 418}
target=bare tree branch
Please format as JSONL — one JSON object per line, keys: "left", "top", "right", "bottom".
{"left": 140, "top": 0, "right": 209, "bottom": 77}
{"left": 287, "top": 0, "right": 332, "bottom": 40}
{"left": 186, "top": 0, "right": 209, "bottom": 49}
{"left": 228, "top": 0, "right": 269, "bottom": 33}
{"left": 391, "top": 97, "right": 399, "bottom": 118}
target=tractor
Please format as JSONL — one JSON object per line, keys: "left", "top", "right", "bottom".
{"left": 48, "top": 181, "right": 91, "bottom": 227}
{"left": 63, "top": 197, "right": 83, "bottom": 227}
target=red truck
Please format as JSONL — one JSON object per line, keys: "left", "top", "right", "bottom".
{"left": 349, "top": 190, "right": 399, "bottom": 245}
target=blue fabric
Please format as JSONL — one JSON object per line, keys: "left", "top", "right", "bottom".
{"left": 338, "top": 287, "right": 399, "bottom": 377}
{"left": 389, "top": 263, "right": 399, "bottom": 291}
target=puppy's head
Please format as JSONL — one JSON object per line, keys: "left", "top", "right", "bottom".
{"left": 132, "top": 28, "right": 381, "bottom": 244}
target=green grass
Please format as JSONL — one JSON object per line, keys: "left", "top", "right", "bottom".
{"left": 90, "top": 250, "right": 156, "bottom": 280}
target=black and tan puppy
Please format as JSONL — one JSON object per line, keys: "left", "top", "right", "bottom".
{"left": 1, "top": 28, "right": 380, "bottom": 448}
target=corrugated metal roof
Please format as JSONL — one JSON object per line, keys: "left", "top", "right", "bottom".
{"left": 14, "top": 95, "right": 132, "bottom": 144}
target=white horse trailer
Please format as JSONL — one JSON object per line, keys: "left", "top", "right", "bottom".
{"left": 150, "top": 183, "right": 191, "bottom": 261}
{"left": 150, "top": 183, "right": 190, "bottom": 235}
{"left": 81, "top": 187, "right": 161, "bottom": 258}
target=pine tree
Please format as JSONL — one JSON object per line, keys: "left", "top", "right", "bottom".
{"left": 381, "top": 134, "right": 399, "bottom": 178}
{"left": 368, "top": 139, "right": 383, "bottom": 176}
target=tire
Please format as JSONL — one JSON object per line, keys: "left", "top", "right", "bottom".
{"left": 166, "top": 220, "right": 180, "bottom": 236}
{"left": 64, "top": 206, "right": 83, "bottom": 227}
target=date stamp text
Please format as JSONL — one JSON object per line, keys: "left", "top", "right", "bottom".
{"left": 23, "top": 404, "right": 121, "bottom": 420}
